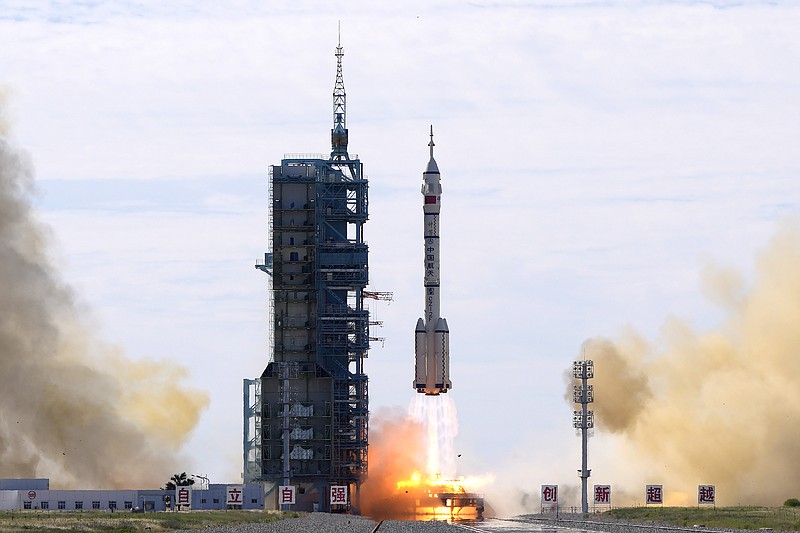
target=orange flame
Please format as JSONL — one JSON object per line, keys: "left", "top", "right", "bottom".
{"left": 396, "top": 470, "right": 493, "bottom": 494}
{"left": 361, "top": 406, "right": 493, "bottom": 521}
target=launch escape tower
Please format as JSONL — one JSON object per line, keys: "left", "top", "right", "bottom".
{"left": 244, "top": 37, "right": 370, "bottom": 511}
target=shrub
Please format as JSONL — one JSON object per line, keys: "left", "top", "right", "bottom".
{"left": 783, "top": 498, "right": 800, "bottom": 507}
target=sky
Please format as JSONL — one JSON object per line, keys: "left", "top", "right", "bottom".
{"left": 1, "top": 0, "right": 800, "bottom": 509}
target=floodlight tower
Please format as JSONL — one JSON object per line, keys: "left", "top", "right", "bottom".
{"left": 572, "top": 359, "right": 594, "bottom": 515}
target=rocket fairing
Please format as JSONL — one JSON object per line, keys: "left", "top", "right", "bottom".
{"left": 414, "top": 127, "right": 452, "bottom": 396}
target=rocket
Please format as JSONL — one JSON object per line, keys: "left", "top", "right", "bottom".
{"left": 414, "top": 126, "right": 452, "bottom": 396}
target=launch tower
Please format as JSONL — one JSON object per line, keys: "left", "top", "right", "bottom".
{"left": 244, "top": 35, "right": 369, "bottom": 512}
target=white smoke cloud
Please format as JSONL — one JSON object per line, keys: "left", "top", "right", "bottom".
{"left": 0, "top": 97, "right": 208, "bottom": 489}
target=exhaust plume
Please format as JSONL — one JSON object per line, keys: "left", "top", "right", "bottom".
{"left": 408, "top": 394, "right": 459, "bottom": 479}
{"left": 361, "top": 398, "right": 493, "bottom": 520}
{"left": 360, "top": 407, "right": 426, "bottom": 519}
{"left": 0, "top": 100, "right": 208, "bottom": 488}
{"left": 575, "top": 221, "right": 800, "bottom": 505}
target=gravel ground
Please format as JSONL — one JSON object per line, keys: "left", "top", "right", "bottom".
{"left": 524, "top": 515, "right": 712, "bottom": 533}
{"left": 166, "top": 513, "right": 376, "bottom": 533}
{"left": 520, "top": 513, "right": 794, "bottom": 533}
{"left": 377, "top": 519, "right": 461, "bottom": 532}
{"left": 165, "top": 512, "right": 797, "bottom": 533}
{"left": 166, "top": 512, "right": 462, "bottom": 533}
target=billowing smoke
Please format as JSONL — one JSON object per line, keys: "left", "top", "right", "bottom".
{"left": 360, "top": 407, "right": 425, "bottom": 519}
{"left": 0, "top": 99, "right": 208, "bottom": 489}
{"left": 573, "top": 221, "right": 800, "bottom": 505}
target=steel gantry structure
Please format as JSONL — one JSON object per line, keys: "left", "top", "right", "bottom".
{"left": 244, "top": 34, "right": 370, "bottom": 513}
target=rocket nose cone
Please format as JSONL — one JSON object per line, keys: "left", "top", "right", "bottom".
{"left": 415, "top": 317, "right": 426, "bottom": 332}
{"left": 425, "top": 157, "right": 439, "bottom": 174}
{"left": 434, "top": 317, "right": 449, "bottom": 332}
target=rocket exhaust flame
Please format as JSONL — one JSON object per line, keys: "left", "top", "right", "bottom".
{"left": 0, "top": 99, "right": 208, "bottom": 488}
{"left": 362, "top": 397, "right": 492, "bottom": 521}
{"left": 572, "top": 221, "right": 800, "bottom": 505}
{"left": 409, "top": 394, "right": 458, "bottom": 479}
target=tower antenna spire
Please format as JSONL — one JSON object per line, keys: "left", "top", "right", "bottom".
{"left": 331, "top": 22, "right": 348, "bottom": 158}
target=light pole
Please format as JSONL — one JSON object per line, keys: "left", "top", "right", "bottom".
{"left": 192, "top": 474, "right": 209, "bottom": 491}
{"left": 572, "top": 359, "right": 594, "bottom": 515}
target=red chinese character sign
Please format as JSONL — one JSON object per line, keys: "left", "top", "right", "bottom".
{"left": 594, "top": 485, "right": 611, "bottom": 505}
{"left": 226, "top": 485, "right": 243, "bottom": 506}
{"left": 175, "top": 486, "right": 192, "bottom": 510}
{"left": 330, "top": 485, "right": 348, "bottom": 506}
{"left": 698, "top": 485, "right": 715, "bottom": 506}
{"left": 279, "top": 485, "right": 296, "bottom": 506}
{"left": 645, "top": 485, "right": 663, "bottom": 505}
{"left": 541, "top": 485, "right": 558, "bottom": 511}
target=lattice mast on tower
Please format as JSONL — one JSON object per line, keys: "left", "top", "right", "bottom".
{"left": 331, "top": 27, "right": 348, "bottom": 160}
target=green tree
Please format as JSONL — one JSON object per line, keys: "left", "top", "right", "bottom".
{"left": 162, "top": 472, "right": 196, "bottom": 491}
{"left": 784, "top": 498, "right": 800, "bottom": 507}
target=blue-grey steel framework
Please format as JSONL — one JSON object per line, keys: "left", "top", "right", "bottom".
{"left": 246, "top": 33, "right": 369, "bottom": 511}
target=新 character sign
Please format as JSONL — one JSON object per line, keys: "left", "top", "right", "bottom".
{"left": 594, "top": 485, "right": 611, "bottom": 505}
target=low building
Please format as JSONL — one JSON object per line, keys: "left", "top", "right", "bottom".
{"left": 0, "top": 479, "right": 264, "bottom": 511}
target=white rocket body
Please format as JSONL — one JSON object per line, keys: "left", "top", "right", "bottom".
{"left": 414, "top": 129, "right": 452, "bottom": 395}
